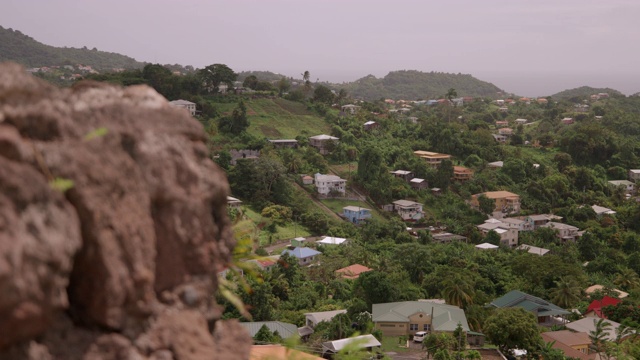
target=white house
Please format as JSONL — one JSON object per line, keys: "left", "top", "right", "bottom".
{"left": 541, "top": 222, "right": 581, "bottom": 242}
{"left": 317, "top": 236, "right": 348, "bottom": 246}
{"left": 314, "top": 173, "right": 346, "bottom": 196}
{"left": 392, "top": 200, "right": 424, "bottom": 221}
{"left": 169, "top": 99, "right": 196, "bottom": 116}
{"left": 608, "top": 180, "right": 636, "bottom": 194}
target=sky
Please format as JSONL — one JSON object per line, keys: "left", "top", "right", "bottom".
{"left": 1, "top": 0, "right": 639, "bottom": 96}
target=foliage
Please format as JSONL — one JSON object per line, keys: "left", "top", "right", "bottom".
{"left": 483, "top": 307, "right": 541, "bottom": 354}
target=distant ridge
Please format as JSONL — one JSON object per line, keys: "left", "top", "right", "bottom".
{"left": 336, "top": 70, "right": 503, "bottom": 100}
{"left": 550, "top": 86, "right": 623, "bottom": 100}
{"left": 0, "top": 26, "right": 145, "bottom": 71}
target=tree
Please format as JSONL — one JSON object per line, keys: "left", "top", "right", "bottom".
{"left": 590, "top": 318, "right": 612, "bottom": 355}
{"left": 483, "top": 307, "right": 542, "bottom": 354}
{"left": 484, "top": 230, "right": 501, "bottom": 246}
{"left": 198, "top": 63, "right": 237, "bottom": 93}
{"left": 243, "top": 74, "right": 259, "bottom": 90}
{"left": 254, "top": 324, "right": 275, "bottom": 343}
{"left": 477, "top": 194, "right": 495, "bottom": 216}
{"left": 277, "top": 77, "right": 290, "bottom": 95}
{"left": 614, "top": 268, "right": 640, "bottom": 291}
{"left": 549, "top": 276, "right": 581, "bottom": 308}
{"left": 313, "top": 85, "right": 335, "bottom": 104}
{"left": 441, "top": 276, "right": 474, "bottom": 308}
{"left": 218, "top": 100, "right": 249, "bottom": 134}
{"left": 446, "top": 88, "right": 458, "bottom": 103}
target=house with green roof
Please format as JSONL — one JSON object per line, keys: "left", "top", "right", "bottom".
{"left": 371, "top": 301, "right": 483, "bottom": 345}
{"left": 239, "top": 321, "right": 303, "bottom": 341}
{"left": 488, "top": 290, "right": 571, "bottom": 326}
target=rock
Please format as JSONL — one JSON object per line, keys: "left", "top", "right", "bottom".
{"left": 0, "top": 63, "right": 248, "bottom": 359}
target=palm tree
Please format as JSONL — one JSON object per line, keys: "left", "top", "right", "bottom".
{"left": 445, "top": 88, "right": 458, "bottom": 103}
{"left": 614, "top": 268, "right": 640, "bottom": 290}
{"left": 550, "top": 276, "right": 581, "bottom": 308}
{"left": 441, "top": 276, "right": 474, "bottom": 308}
{"left": 589, "top": 318, "right": 612, "bottom": 355}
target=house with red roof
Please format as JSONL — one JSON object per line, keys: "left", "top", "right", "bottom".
{"left": 335, "top": 264, "right": 373, "bottom": 279}
{"left": 584, "top": 296, "right": 620, "bottom": 318}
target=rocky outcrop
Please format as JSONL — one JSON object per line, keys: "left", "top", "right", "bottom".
{"left": 0, "top": 63, "right": 251, "bottom": 359}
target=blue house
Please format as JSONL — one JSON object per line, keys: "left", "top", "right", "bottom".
{"left": 342, "top": 206, "right": 372, "bottom": 225}
{"left": 282, "top": 247, "right": 322, "bottom": 266}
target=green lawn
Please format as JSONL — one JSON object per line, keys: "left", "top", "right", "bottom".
{"left": 380, "top": 336, "right": 414, "bottom": 353}
{"left": 242, "top": 98, "right": 331, "bottom": 139}
{"left": 238, "top": 207, "right": 311, "bottom": 247}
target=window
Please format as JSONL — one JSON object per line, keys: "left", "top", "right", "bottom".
{"left": 410, "top": 324, "right": 418, "bottom": 331}
{"left": 423, "top": 324, "right": 430, "bottom": 331}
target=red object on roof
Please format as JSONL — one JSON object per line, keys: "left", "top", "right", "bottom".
{"left": 586, "top": 296, "right": 620, "bottom": 318}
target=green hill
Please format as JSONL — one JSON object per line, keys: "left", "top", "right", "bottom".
{"left": 338, "top": 70, "right": 503, "bottom": 100}
{"left": 237, "top": 70, "right": 288, "bottom": 83}
{"left": 550, "top": 86, "right": 623, "bottom": 100}
{"left": 0, "top": 26, "right": 144, "bottom": 71}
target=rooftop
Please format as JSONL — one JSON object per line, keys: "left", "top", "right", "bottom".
{"left": 372, "top": 301, "right": 470, "bottom": 332}
{"left": 335, "top": 264, "right": 373, "bottom": 279}
{"left": 475, "top": 191, "right": 519, "bottom": 199}
{"left": 282, "top": 247, "right": 321, "bottom": 259}
{"left": 516, "top": 244, "right": 550, "bottom": 256}
{"left": 309, "top": 134, "right": 339, "bottom": 140}
{"left": 393, "top": 199, "right": 422, "bottom": 207}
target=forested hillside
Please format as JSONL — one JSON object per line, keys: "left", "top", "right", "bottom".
{"left": 0, "top": 26, "right": 144, "bottom": 70}
{"left": 339, "top": 70, "right": 503, "bottom": 100}
{"left": 551, "top": 86, "right": 623, "bottom": 100}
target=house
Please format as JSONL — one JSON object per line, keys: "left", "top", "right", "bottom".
{"left": 281, "top": 247, "right": 322, "bottom": 266}
{"left": 487, "top": 161, "right": 504, "bottom": 169}
{"left": 314, "top": 173, "right": 346, "bottom": 196}
{"left": 498, "top": 107, "right": 509, "bottom": 112}
{"left": 410, "top": 178, "right": 428, "bottom": 190}
{"left": 413, "top": 151, "right": 452, "bottom": 168}
{"left": 515, "top": 118, "right": 528, "bottom": 125}
{"left": 291, "top": 237, "right": 310, "bottom": 247}
{"left": 540, "top": 331, "right": 592, "bottom": 358}
{"left": 541, "top": 222, "right": 581, "bottom": 242}
{"left": 591, "top": 205, "right": 616, "bottom": 217}
{"left": 335, "top": 264, "right": 372, "bottom": 280}
{"left": 495, "top": 99, "right": 505, "bottom": 105}
{"left": 304, "top": 309, "right": 347, "bottom": 328}
{"left": 268, "top": 139, "right": 298, "bottom": 148}
{"left": 390, "top": 170, "right": 414, "bottom": 181}
{"left": 476, "top": 220, "right": 519, "bottom": 248}
{"left": 524, "top": 214, "right": 562, "bottom": 229}
{"left": 240, "top": 321, "right": 302, "bottom": 340}
{"left": 317, "top": 236, "right": 348, "bottom": 246}
{"left": 537, "top": 98, "right": 549, "bottom": 104}
{"left": 341, "top": 104, "right": 361, "bottom": 114}
{"left": 629, "top": 169, "right": 640, "bottom": 182}
{"left": 230, "top": 149, "right": 260, "bottom": 165}
{"left": 301, "top": 175, "right": 314, "bottom": 185}
{"left": 309, "top": 134, "right": 339, "bottom": 155}
{"left": 584, "top": 284, "right": 629, "bottom": 299}
{"left": 498, "top": 128, "right": 513, "bottom": 136}
{"left": 363, "top": 120, "right": 379, "bottom": 131}
{"left": 470, "top": 191, "right": 521, "bottom": 215}
{"left": 584, "top": 296, "right": 620, "bottom": 318}
{"left": 245, "top": 255, "right": 280, "bottom": 272}
{"left": 169, "top": 99, "right": 196, "bottom": 116}
{"left": 227, "top": 196, "right": 242, "bottom": 209}
{"left": 475, "top": 243, "right": 499, "bottom": 250}
{"left": 561, "top": 117, "right": 575, "bottom": 125}
{"left": 516, "top": 244, "right": 550, "bottom": 256}
{"left": 566, "top": 317, "right": 628, "bottom": 342}
{"left": 608, "top": 180, "right": 636, "bottom": 193}
{"left": 342, "top": 206, "right": 372, "bottom": 225}
{"left": 452, "top": 166, "right": 473, "bottom": 182}
{"left": 372, "top": 301, "right": 477, "bottom": 344}
{"left": 250, "top": 345, "right": 323, "bottom": 360}
{"left": 492, "top": 134, "right": 508, "bottom": 143}
{"left": 392, "top": 200, "right": 424, "bottom": 221}
{"left": 431, "top": 232, "right": 467, "bottom": 244}
{"left": 488, "top": 290, "right": 570, "bottom": 325}
{"left": 495, "top": 120, "right": 509, "bottom": 127}
{"left": 431, "top": 188, "right": 442, "bottom": 196}
{"left": 501, "top": 217, "right": 532, "bottom": 231}
{"left": 321, "top": 334, "right": 381, "bottom": 358}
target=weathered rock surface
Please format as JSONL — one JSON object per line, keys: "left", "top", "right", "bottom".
{"left": 0, "top": 62, "right": 250, "bottom": 359}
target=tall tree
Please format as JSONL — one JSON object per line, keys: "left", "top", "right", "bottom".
{"left": 483, "top": 307, "right": 542, "bottom": 355}
{"left": 198, "top": 63, "right": 237, "bottom": 93}
{"left": 549, "top": 276, "right": 581, "bottom": 308}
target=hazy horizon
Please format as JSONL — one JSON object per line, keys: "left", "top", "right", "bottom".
{"left": 2, "top": 0, "right": 639, "bottom": 97}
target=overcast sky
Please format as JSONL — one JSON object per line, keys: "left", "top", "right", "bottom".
{"left": 2, "top": 0, "right": 639, "bottom": 96}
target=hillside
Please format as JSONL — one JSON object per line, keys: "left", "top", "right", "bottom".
{"left": 550, "top": 86, "right": 623, "bottom": 100}
{"left": 338, "top": 70, "right": 503, "bottom": 100}
{"left": 0, "top": 26, "right": 144, "bottom": 70}
{"left": 237, "top": 70, "right": 287, "bottom": 83}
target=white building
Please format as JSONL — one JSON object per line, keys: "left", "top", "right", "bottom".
{"left": 392, "top": 200, "right": 424, "bottom": 221}
{"left": 169, "top": 99, "right": 196, "bottom": 116}
{"left": 314, "top": 173, "right": 346, "bottom": 196}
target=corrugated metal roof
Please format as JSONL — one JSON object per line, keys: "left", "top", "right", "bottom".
{"left": 240, "top": 321, "right": 298, "bottom": 339}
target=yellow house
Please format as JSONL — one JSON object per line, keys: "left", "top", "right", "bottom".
{"left": 372, "top": 301, "right": 470, "bottom": 337}
{"left": 541, "top": 330, "right": 592, "bottom": 357}
{"left": 470, "top": 191, "right": 521, "bottom": 214}
{"left": 413, "top": 151, "right": 451, "bottom": 168}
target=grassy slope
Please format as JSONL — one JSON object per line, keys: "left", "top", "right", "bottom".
{"left": 237, "top": 207, "right": 312, "bottom": 247}
{"left": 244, "top": 98, "right": 331, "bottom": 139}
{"left": 320, "top": 199, "right": 386, "bottom": 221}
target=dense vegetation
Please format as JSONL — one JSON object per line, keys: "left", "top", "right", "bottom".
{"left": 70, "top": 63, "right": 640, "bottom": 359}
{"left": 0, "top": 26, "right": 144, "bottom": 70}
{"left": 551, "top": 86, "right": 624, "bottom": 101}
{"left": 339, "top": 70, "right": 503, "bottom": 100}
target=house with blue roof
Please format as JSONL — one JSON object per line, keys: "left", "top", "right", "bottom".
{"left": 281, "top": 247, "right": 321, "bottom": 266}
{"left": 488, "top": 290, "right": 570, "bottom": 326}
